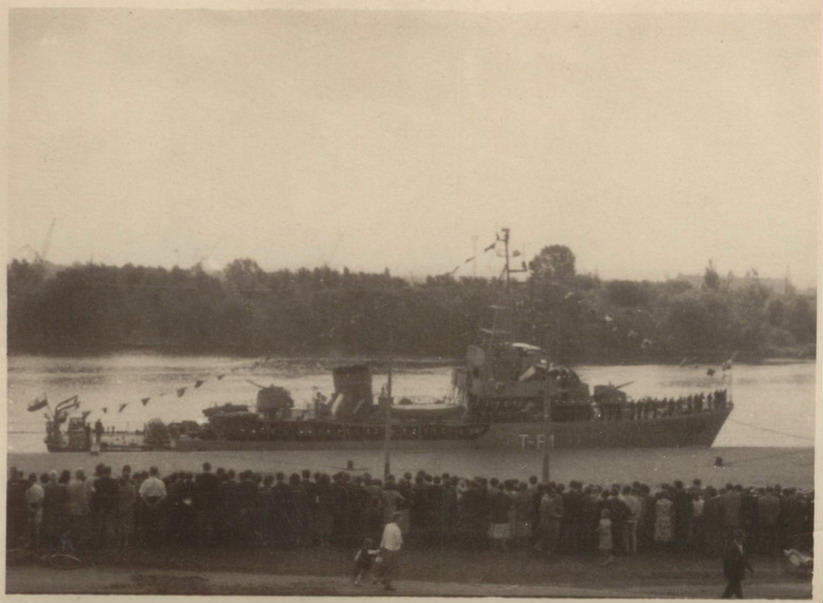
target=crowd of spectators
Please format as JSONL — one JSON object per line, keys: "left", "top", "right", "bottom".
{"left": 6, "top": 462, "right": 813, "bottom": 561}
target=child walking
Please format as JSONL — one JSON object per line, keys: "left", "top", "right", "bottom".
{"left": 597, "top": 509, "right": 615, "bottom": 566}
{"left": 352, "top": 538, "right": 380, "bottom": 585}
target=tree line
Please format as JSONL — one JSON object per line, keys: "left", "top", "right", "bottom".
{"left": 6, "top": 247, "right": 816, "bottom": 363}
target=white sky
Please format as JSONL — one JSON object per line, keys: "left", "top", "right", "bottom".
{"left": 7, "top": 6, "right": 821, "bottom": 287}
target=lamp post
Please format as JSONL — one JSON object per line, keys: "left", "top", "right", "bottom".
{"left": 542, "top": 376, "right": 553, "bottom": 482}
{"left": 383, "top": 363, "right": 393, "bottom": 482}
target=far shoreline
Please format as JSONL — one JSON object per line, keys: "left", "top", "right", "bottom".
{"left": 5, "top": 350, "right": 817, "bottom": 368}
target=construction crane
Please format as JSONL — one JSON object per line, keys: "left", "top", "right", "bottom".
{"left": 18, "top": 218, "right": 56, "bottom": 264}
{"left": 39, "top": 218, "right": 56, "bottom": 263}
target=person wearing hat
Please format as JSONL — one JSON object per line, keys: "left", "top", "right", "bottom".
{"left": 377, "top": 511, "right": 403, "bottom": 591}
{"left": 721, "top": 528, "right": 753, "bottom": 598}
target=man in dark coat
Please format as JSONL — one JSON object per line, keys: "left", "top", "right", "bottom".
{"left": 6, "top": 468, "right": 29, "bottom": 548}
{"left": 92, "top": 465, "right": 119, "bottom": 547}
{"left": 672, "top": 480, "right": 693, "bottom": 551}
{"left": 193, "top": 462, "right": 220, "bottom": 546}
{"left": 300, "top": 469, "right": 318, "bottom": 547}
{"left": 721, "top": 529, "right": 753, "bottom": 598}
{"left": 703, "top": 487, "right": 724, "bottom": 556}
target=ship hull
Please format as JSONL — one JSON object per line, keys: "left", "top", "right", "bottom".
{"left": 168, "top": 407, "right": 731, "bottom": 452}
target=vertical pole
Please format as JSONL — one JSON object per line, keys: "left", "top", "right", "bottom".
{"left": 541, "top": 377, "right": 552, "bottom": 483}
{"left": 383, "top": 363, "right": 393, "bottom": 482}
{"left": 471, "top": 235, "right": 478, "bottom": 277}
{"left": 503, "top": 228, "right": 510, "bottom": 291}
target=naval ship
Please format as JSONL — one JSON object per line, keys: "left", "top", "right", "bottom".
{"left": 44, "top": 230, "right": 732, "bottom": 453}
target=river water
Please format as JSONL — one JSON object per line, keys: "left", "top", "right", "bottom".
{"left": 6, "top": 354, "right": 816, "bottom": 453}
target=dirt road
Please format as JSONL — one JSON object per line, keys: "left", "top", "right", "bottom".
{"left": 6, "top": 564, "right": 811, "bottom": 598}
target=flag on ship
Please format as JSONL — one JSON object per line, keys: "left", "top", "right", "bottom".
{"left": 27, "top": 393, "right": 48, "bottom": 412}
{"left": 54, "top": 395, "right": 80, "bottom": 413}
{"left": 141, "top": 397, "right": 151, "bottom": 406}
{"left": 177, "top": 387, "right": 187, "bottom": 397}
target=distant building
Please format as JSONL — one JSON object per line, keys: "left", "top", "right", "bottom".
{"left": 673, "top": 272, "right": 795, "bottom": 295}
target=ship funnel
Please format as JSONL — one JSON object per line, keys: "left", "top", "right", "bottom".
{"left": 332, "top": 365, "right": 374, "bottom": 419}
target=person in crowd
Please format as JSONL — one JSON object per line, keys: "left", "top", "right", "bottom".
{"left": 740, "top": 487, "right": 758, "bottom": 549}
{"left": 512, "top": 482, "right": 533, "bottom": 548}
{"left": 703, "top": 487, "right": 724, "bottom": 556}
{"left": 216, "top": 468, "right": 237, "bottom": 546}
{"left": 25, "top": 473, "right": 45, "bottom": 550}
{"left": 721, "top": 528, "right": 753, "bottom": 599}
{"left": 270, "top": 472, "right": 293, "bottom": 548}
{"left": 54, "top": 470, "right": 73, "bottom": 551}
{"left": 117, "top": 470, "right": 137, "bottom": 551}
{"left": 782, "top": 488, "right": 808, "bottom": 550}
{"left": 352, "top": 537, "right": 380, "bottom": 586}
{"left": 288, "top": 473, "right": 308, "bottom": 547}
{"left": 620, "top": 485, "right": 640, "bottom": 555}
{"left": 653, "top": 491, "right": 673, "bottom": 547}
{"left": 604, "top": 487, "right": 629, "bottom": 554}
{"left": 560, "top": 481, "right": 582, "bottom": 553}
{"left": 691, "top": 489, "right": 705, "bottom": 552}
{"left": 722, "top": 484, "right": 742, "bottom": 541}
{"left": 672, "top": 480, "right": 693, "bottom": 551}
{"left": 301, "top": 469, "right": 318, "bottom": 547}
{"left": 232, "top": 470, "right": 257, "bottom": 546}
{"left": 315, "top": 473, "right": 334, "bottom": 548}
{"left": 92, "top": 465, "right": 119, "bottom": 548}
{"left": 42, "top": 471, "right": 65, "bottom": 550}
{"left": 637, "top": 484, "right": 655, "bottom": 552}
{"left": 6, "top": 468, "right": 29, "bottom": 549}
{"left": 489, "top": 483, "right": 512, "bottom": 551}
{"left": 193, "top": 462, "right": 220, "bottom": 547}
{"left": 536, "top": 485, "right": 564, "bottom": 556}
{"left": 138, "top": 466, "right": 167, "bottom": 547}
{"left": 377, "top": 512, "right": 403, "bottom": 591}
{"left": 597, "top": 508, "right": 614, "bottom": 566}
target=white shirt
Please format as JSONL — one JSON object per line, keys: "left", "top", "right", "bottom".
{"left": 25, "top": 483, "right": 44, "bottom": 507}
{"left": 138, "top": 476, "right": 167, "bottom": 500}
{"left": 380, "top": 521, "right": 403, "bottom": 551}
{"left": 621, "top": 494, "right": 641, "bottom": 520}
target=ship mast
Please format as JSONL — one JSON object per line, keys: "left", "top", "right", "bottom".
{"left": 494, "top": 227, "right": 528, "bottom": 343}
{"left": 497, "top": 227, "right": 553, "bottom": 481}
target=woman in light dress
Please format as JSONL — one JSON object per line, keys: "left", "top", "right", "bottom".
{"left": 654, "top": 492, "right": 674, "bottom": 545}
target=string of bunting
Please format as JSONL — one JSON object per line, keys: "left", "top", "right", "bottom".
{"left": 26, "top": 354, "right": 277, "bottom": 420}
{"left": 442, "top": 236, "right": 500, "bottom": 277}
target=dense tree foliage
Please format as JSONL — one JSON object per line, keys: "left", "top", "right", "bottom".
{"left": 6, "top": 256, "right": 816, "bottom": 362}
{"left": 528, "top": 245, "right": 576, "bottom": 281}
